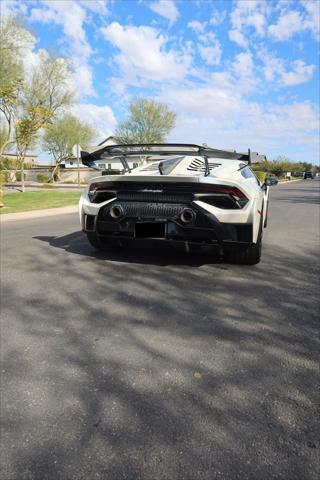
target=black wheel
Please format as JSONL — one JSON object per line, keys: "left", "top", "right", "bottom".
{"left": 226, "top": 238, "right": 262, "bottom": 265}
{"left": 264, "top": 201, "right": 269, "bottom": 228}
{"left": 225, "top": 213, "right": 263, "bottom": 265}
{"left": 86, "top": 232, "right": 110, "bottom": 251}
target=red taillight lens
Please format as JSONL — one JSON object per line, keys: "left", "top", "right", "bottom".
{"left": 88, "top": 182, "right": 117, "bottom": 202}
{"left": 197, "top": 184, "right": 248, "bottom": 201}
{"left": 89, "top": 181, "right": 114, "bottom": 193}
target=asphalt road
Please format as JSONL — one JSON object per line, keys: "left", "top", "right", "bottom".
{"left": 1, "top": 180, "right": 319, "bottom": 480}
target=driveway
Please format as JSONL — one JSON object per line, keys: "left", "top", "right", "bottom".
{"left": 1, "top": 180, "right": 319, "bottom": 480}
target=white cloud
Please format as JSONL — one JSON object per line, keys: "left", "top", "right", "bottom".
{"left": 229, "top": 0, "right": 269, "bottom": 48}
{"left": 101, "top": 22, "right": 191, "bottom": 84}
{"left": 268, "top": 10, "right": 303, "bottom": 41}
{"left": 260, "top": 52, "right": 316, "bottom": 86}
{"left": 30, "top": 1, "right": 91, "bottom": 57}
{"left": 78, "top": 0, "right": 109, "bottom": 15}
{"left": 261, "top": 54, "right": 284, "bottom": 82}
{"left": 29, "top": 0, "right": 106, "bottom": 97}
{"left": 281, "top": 60, "right": 316, "bottom": 85}
{"left": 149, "top": 0, "right": 179, "bottom": 26}
{"left": 71, "top": 103, "right": 116, "bottom": 140}
{"left": 162, "top": 85, "right": 244, "bottom": 117}
{"left": 161, "top": 83, "right": 319, "bottom": 160}
{"left": 0, "top": 0, "right": 29, "bottom": 17}
{"left": 198, "top": 44, "right": 221, "bottom": 66}
{"left": 233, "top": 52, "right": 255, "bottom": 78}
{"left": 188, "top": 20, "right": 206, "bottom": 34}
{"left": 268, "top": 2, "right": 320, "bottom": 41}
{"left": 209, "top": 9, "right": 226, "bottom": 26}
{"left": 188, "top": 21, "right": 222, "bottom": 66}
{"left": 229, "top": 29, "right": 247, "bottom": 48}
{"left": 302, "top": 0, "right": 320, "bottom": 41}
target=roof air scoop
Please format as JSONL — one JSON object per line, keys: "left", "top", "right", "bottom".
{"left": 158, "top": 157, "right": 184, "bottom": 175}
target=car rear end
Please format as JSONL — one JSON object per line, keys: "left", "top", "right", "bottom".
{"left": 79, "top": 174, "right": 261, "bottom": 252}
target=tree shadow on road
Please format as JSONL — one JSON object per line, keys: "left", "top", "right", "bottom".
{"left": 34, "top": 231, "right": 227, "bottom": 267}
{"left": 2, "top": 232, "right": 320, "bottom": 479}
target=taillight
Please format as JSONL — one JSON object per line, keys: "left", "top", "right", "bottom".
{"left": 88, "top": 182, "right": 116, "bottom": 202}
{"left": 195, "top": 184, "right": 248, "bottom": 208}
{"left": 197, "top": 184, "right": 247, "bottom": 200}
{"left": 89, "top": 181, "right": 114, "bottom": 194}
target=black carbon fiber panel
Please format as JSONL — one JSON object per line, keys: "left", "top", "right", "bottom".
{"left": 117, "top": 192, "right": 192, "bottom": 203}
{"left": 103, "top": 202, "right": 185, "bottom": 219}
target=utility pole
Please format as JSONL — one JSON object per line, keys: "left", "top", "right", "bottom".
{"left": 73, "top": 144, "right": 82, "bottom": 187}
{"left": 77, "top": 144, "right": 80, "bottom": 187}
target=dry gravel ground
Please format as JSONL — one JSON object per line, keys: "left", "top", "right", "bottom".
{"left": 1, "top": 179, "right": 319, "bottom": 480}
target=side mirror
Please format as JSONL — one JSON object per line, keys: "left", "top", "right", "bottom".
{"left": 265, "top": 178, "right": 278, "bottom": 186}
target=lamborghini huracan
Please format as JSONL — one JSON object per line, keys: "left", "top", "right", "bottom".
{"left": 79, "top": 144, "right": 269, "bottom": 264}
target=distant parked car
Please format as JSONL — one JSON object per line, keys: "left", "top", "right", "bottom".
{"left": 265, "top": 176, "right": 278, "bottom": 186}
{"left": 303, "top": 171, "right": 313, "bottom": 180}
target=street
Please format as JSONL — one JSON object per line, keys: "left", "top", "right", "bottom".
{"left": 1, "top": 180, "right": 319, "bottom": 480}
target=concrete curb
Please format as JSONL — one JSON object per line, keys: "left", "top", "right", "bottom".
{"left": 278, "top": 179, "right": 302, "bottom": 185}
{"left": 1, "top": 205, "right": 78, "bottom": 222}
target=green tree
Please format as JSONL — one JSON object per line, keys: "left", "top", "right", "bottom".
{"left": 114, "top": 97, "right": 176, "bottom": 144}
{"left": 0, "top": 17, "right": 32, "bottom": 157}
{"left": 24, "top": 52, "right": 74, "bottom": 116}
{"left": 0, "top": 124, "right": 9, "bottom": 157}
{"left": 16, "top": 52, "right": 74, "bottom": 190}
{"left": 0, "top": 17, "right": 74, "bottom": 190}
{"left": 252, "top": 155, "right": 317, "bottom": 178}
{"left": 42, "top": 113, "right": 96, "bottom": 181}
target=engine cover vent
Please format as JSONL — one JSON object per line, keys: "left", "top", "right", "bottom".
{"left": 187, "top": 158, "right": 221, "bottom": 172}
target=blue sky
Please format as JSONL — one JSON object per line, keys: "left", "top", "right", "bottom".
{"left": 2, "top": 0, "right": 320, "bottom": 163}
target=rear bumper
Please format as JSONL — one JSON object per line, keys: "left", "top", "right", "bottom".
{"left": 81, "top": 198, "right": 255, "bottom": 247}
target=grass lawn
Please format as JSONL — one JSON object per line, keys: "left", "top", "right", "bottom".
{"left": 0, "top": 190, "right": 81, "bottom": 214}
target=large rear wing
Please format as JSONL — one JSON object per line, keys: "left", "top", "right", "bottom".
{"left": 81, "top": 143, "right": 267, "bottom": 174}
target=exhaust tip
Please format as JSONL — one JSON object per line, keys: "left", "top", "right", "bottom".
{"left": 180, "top": 208, "right": 195, "bottom": 224}
{"left": 110, "top": 204, "right": 124, "bottom": 219}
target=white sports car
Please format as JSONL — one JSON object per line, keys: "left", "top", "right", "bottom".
{"left": 79, "top": 144, "right": 270, "bottom": 264}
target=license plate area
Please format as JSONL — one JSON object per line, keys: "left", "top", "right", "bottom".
{"left": 135, "top": 222, "right": 166, "bottom": 238}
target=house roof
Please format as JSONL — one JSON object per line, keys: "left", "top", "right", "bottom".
{"left": 4, "top": 152, "right": 38, "bottom": 158}
{"left": 97, "top": 135, "right": 116, "bottom": 147}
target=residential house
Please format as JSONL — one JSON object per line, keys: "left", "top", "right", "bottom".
{"left": 3, "top": 152, "right": 38, "bottom": 166}
{"left": 93, "top": 136, "right": 141, "bottom": 171}
{"left": 62, "top": 136, "right": 157, "bottom": 171}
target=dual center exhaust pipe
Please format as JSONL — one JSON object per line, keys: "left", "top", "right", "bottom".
{"left": 109, "top": 204, "right": 195, "bottom": 224}
{"left": 109, "top": 204, "right": 125, "bottom": 219}
{"left": 179, "top": 208, "right": 195, "bottom": 224}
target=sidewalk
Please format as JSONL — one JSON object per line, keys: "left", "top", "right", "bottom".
{"left": 4, "top": 182, "right": 84, "bottom": 191}
{"left": 1, "top": 205, "right": 78, "bottom": 222}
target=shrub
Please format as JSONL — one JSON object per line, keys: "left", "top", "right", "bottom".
{"left": 16, "top": 171, "right": 22, "bottom": 182}
{"left": 255, "top": 171, "right": 267, "bottom": 183}
{"left": 0, "top": 157, "right": 13, "bottom": 170}
{"left": 0, "top": 171, "right": 11, "bottom": 183}
{"left": 36, "top": 173, "right": 50, "bottom": 183}
{"left": 102, "top": 169, "right": 121, "bottom": 175}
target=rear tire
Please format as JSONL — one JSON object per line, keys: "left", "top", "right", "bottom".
{"left": 225, "top": 238, "right": 262, "bottom": 265}
{"left": 86, "top": 232, "right": 109, "bottom": 251}
{"left": 225, "top": 212, "right": 263, "bottom": 265}
{"left": 264, "top": 201, "right": 269, "bottom": 228}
